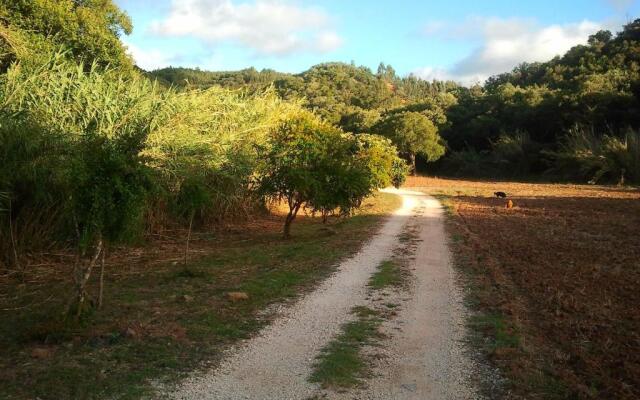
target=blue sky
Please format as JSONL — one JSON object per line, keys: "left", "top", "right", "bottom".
{"left": 115, "top": 0, "right": 640, "bottom": 83}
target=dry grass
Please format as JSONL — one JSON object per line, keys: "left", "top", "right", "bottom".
{"left": 0, "top": 192, "right": 401, "bottom": 400}
{"left": 407, "top": 176, "right": 640, "bottom": 399}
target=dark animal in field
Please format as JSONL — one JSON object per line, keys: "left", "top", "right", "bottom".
{"left": 494, "top": 191, "right": 507, "bottom": 198}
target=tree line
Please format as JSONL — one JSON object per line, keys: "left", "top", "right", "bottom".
{"left": 153, "top": 19, "right": 640, "bottom": 184}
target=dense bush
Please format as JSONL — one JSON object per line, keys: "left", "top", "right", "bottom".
{"left": 354, "top": 134, "right": 409, "bottom": 188}
{"left": 0, "top": 53, "right": 164, "bottom": 313}
{"left": 259, "top": 112, "right": 405, "bottom": 237}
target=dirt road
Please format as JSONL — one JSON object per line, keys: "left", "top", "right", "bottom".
{"left": 168, "top": 189, "right": 481, "bottom": 400}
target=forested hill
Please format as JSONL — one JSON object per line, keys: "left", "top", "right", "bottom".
{"left": 443, "top": 20, "right": 640, "bottom": 176}
{"left": 149, "top": 66, "right": 291, "bottom": 91}
{"left": 150, "top": 20, "right": 640, "bottom": 184}
{"left": 150, "top": 62, "right": 459, "bottom": 126}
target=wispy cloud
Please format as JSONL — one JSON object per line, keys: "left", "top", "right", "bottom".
{"left": 147, "top": 0, "right": 343, "bottom": 57}
{"left": 604, "top": 0, "right": 636, "bottom": 11}
{"left": 414, "top": 17, "right": 604, "bottom": 85}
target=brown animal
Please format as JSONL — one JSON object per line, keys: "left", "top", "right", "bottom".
{"left": 506, "top": 199, "right": 514, "bottom": 209}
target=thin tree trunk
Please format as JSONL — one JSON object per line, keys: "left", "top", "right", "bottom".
{"left": 410, "top": 153, "right": 417, "bottom": 176}
{"left": 283, "top": 202, "right": 301, "bottom": 239}
{"left": 7, "top": 198, "right": 20, "bottom": 276}
{"left": 184, "top": 211, "right": 194, "bottom": 265}
{"left": 75, "top": 237, "right": 102, "bottom": 319}
{"left": 98, "top": 246, "right": 105, "bottom": 310}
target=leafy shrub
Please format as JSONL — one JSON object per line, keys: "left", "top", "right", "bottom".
{"left": 260, "top": 112, "right": 405, "bottom": 237}
{"left": 0, "top": 53, "right": 162, "bottom": 314}
{"left": 391, "top": 158, "right": 410, "bottom": 188}
{"left": 354, "top": 134, "right": 408, "bottom": 188}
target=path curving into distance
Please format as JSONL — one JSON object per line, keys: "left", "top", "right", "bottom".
{"left": 168, "top": 189, "right": 481, "bottom": 400}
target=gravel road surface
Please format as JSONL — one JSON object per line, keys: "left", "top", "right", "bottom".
{"left": 168, "top": 189, "right": 481, "bottom": 400}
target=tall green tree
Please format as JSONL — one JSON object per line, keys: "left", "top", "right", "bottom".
{"left": 373, "top": 112, "right": 446, "bottom": 174}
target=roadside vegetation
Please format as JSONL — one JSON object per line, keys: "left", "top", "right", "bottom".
{"left": 406, "top": 176, "right": 640, "bottom": 399}
{"left": 0, "top": 0, "right": 407, "bottom": 316}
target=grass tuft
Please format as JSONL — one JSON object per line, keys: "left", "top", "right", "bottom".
{"left": 310, "top": 307, "right": 382, "bottom": 388}
{"left": 368, "top": 260, "right": 402, "bottom": 290}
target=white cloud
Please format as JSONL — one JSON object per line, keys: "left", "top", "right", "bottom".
{"left": 148, "top": 0, "right": 342, "bottom": 56}
{"left": 414, "top": 17, "right": 603, "bottom": 85}
{"left": 411, "top": 66, "right": 484, "bottom": 87}
{"left": 123, "top": 41, "right": 182, "bottom": 70}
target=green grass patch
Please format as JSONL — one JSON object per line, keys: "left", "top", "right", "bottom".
{"left": 368, "top": 260, "right": 402, "bottom": 290}
{"left": 310, "top": 307, "right": 383, "bottom": 388}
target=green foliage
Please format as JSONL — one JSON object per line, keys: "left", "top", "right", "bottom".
{"left": 391, "top": 158, "right": 410, "bottom": 188}
{"left": 339, "top": 107, "right": 381, "bottom": 134}
{"left": 0, "top": 53, "right": 161, "bottom": 256}
{"left": 354, "top": 134, "right": 407, "bottom": 189}
{"left": 373, "top": 111, "right": 446, "bottom": 164}
{"left": 285, "top": 63, "right": 396, "bottom": 124}
{"left": 259, "top": 112, "right": 362, "bottom": 234}
{"left": 0, "top": 0, "right": 133, "bottom": 70}
{"left": 260, "top": 112, "right": 404, "bottom": 236}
